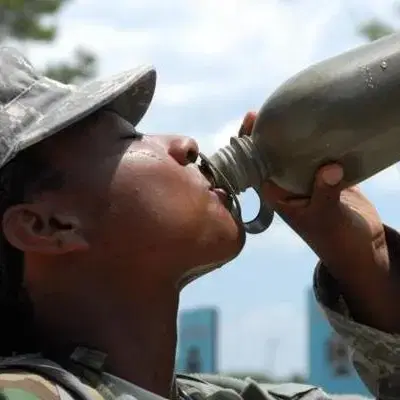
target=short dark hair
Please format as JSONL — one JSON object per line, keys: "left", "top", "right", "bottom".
{"left": 0, "top": 145, "right": 65, "bottom": 356}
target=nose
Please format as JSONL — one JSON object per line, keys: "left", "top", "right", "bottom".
{"left": 167, "top": 135, "right": 199, "bottom": 166}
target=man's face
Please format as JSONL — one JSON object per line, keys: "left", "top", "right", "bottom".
{"left": 9, "top": 111, "right": 245, "bottom": 288}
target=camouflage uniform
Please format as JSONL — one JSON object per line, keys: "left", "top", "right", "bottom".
{"left": 0, "top": 47, "right": 393, "bottom": 400}
{"left": 0, "top": 351, "right": 371, "bottom": 400}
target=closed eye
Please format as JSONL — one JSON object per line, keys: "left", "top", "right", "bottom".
{"left": 120, "top": 130, "right": 143, "bottom": 140}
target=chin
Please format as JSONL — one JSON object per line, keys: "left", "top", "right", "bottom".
{"left": 209, "top": 219, "right": 246, "bottom": 264}
{"left": 176, "top": 225, "right": 245, "bottom": 289}
{"left": 219, "top": 234, "right": 245, "bottom": 262}
{"left": 177, "top": 237, "right": 244, "bottom": 289}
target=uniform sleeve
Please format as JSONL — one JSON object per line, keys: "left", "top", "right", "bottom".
{"left": 0, "top": 372, "right": 63, "bottom": 400}
{"left": 313, "top": 225, "right": 400, "bottom": 400}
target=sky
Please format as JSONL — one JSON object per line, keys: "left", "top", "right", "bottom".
{"left": 22, "top": 0, "right": 400, "bottom": 378}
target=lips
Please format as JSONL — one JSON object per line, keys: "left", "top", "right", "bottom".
{"left": 212, "top": 187, "right": 232, "bottom": 208}
{"left": 197, "top": 158, "right": 235, "bottom": 211}
{"left": 199, "top": 162, "right": 216, "bottom": 189}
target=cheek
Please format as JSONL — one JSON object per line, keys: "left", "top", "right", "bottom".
{"left": 106, "top": 157, "right": 209, "bottom": 241}
{"left": 83, "top": 150, "right": 244, "bottom": 271}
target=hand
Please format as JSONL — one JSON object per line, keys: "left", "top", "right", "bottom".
{"left": 238, "top": 111, "right": 385, "bottom": 261}
{"left": 238, "top": 111, "right": 385, "bottom": 258}
{"left": 263, "top": 165, "right": 386, "bottom": 264}
{"left": 239, "top": 112, "right": 396, "bottom": 331}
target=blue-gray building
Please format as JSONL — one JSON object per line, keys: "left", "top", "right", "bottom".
{"left": 176, "top": 307, "right": 218, "bottom": 374}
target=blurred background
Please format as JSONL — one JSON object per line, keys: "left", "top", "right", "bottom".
{"left": 9, "top": 0, "right": 400, "bottom": 396}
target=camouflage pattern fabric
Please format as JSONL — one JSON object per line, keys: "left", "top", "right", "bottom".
{"left": 0, "top": 371, "right": 103, "bottom": 400}
{"left": 177, "top": 374, "right": 330, "bottom": 400}
{"left": 314, "top": 225, "right": 400, "bottom": 400}
{"left": 0, "top": 372, "right": 64, "bottom": 400}
{"left": 0, "top": 47, "right": 156, "bottom": 171}
{"left": 0, "top": 353, "right": 372, "bottom": 400}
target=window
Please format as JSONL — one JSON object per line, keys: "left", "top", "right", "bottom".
{"left": 325, "top": 333, "right": 352, "bottom": 376}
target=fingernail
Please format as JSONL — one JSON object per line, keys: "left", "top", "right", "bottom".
{"left": 238, "top": 112, "right": 256, "bottom": 137}
{"left": 322, "top": 166, "right": 343, "bottom": 186}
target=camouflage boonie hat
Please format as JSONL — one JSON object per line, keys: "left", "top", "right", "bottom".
{"left": 0, "top": 47, "right": 156, "bottom": 169}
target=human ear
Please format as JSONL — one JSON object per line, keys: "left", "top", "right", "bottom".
{"left": 2, "top": 204, "right": 89, "bottom": 254}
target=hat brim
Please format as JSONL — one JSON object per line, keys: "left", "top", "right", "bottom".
{"left": 15, "top": 65, "right": 156, "bottom": 159}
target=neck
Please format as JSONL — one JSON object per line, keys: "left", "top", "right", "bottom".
{"left": 26, "top": 260, "right": 180, "bottom": 398}
{"left": 103, "top": 296, "right": 179, "bottom": 398}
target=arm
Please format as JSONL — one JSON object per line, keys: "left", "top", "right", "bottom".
{"left": 314, "top": 225, "right": 400, "bottom": 399}
{"left": 238, "top": 111, "right": 400, "bottom": 396}
{"left": 311, "top": 222, "right": 400, "bottom": 334}
{"left": 238, "top": 111, "right": 400, "bottom": 334}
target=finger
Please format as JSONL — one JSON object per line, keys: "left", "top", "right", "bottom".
{"left": 238, "top": 111, "right": 257, "bottom": 137}
{"left": 279, "top": 197, "right": 310, "bottom": 208}
{"left": 262, "top": 163, "right": 344, "bottom": 213}
{"left": 261, "top": 180, "right": 291, "bottom": 205}
{"left": 262, "top": 182, "right": 310, "bottom": 225}
{"left": 261, "top": 180, "right": 310, "bottom": 210}
{"left": 347, "top": 184, "right": 361, "bottom": 192}
{"left": 310, "top": 164, "right": 344, "bottom": 209}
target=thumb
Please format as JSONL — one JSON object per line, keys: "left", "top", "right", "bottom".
{"left": 310, "top": 164, "right": 344, "bottom": 209}
{"left": 238, "top": 111, "right": 257, "bottom": 137}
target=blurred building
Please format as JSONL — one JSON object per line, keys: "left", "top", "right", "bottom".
{"left": 307, "top": 288, "right": 371, "bottom": 396}
{"left": 176, "top": 307, "right": 218, "bottom": 374}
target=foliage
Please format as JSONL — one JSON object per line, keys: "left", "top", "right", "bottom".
{"left": 0, "top": 0, "right": 97, "bottom": 83}
{"left": 358, "top": 18, "right": 395, "bottom": 42}
{"left": 358, "top": 3, "right": 398, "bottom": 42}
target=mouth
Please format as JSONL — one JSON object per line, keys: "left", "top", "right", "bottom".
{"left": 198, "top": 157, "right": 233, "bottom": 210}
{"left": 199, "top": 161, "right": 216, "bottom": 189}
{"left": 197, "top": 152, "right": 247, "bottom": 249}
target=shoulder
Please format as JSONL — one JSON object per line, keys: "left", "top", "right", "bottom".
{"left": 177, "top": 374, "right": 338, "bottom": 400}
{"left": 0, "top": 356, "right": 104, "bottom": 400}
{"left": 0, "top": 371, "right": 104, "bottom": 400}
{"left": 0, "top": 371, "right": 62, "bottom": 400}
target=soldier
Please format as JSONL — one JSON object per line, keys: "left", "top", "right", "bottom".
{"left": 0, "top": 47, "right": 391, "bottom": 400}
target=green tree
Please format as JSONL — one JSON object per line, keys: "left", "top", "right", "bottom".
{"left": 0, "top": 0, "right": 97, "bottom": 83}
{"left": 358, "top": 18, "right": 395, "bottom": 41}
{"left": 44, "top": 48, "right": 97, "bottom": 83}
{"left": 358, "top": 5, "right": 398, "bottom": 42}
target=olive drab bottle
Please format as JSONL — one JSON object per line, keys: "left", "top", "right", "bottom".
{"left": 202, "top": 32, "right": 400, "bottom": 234}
